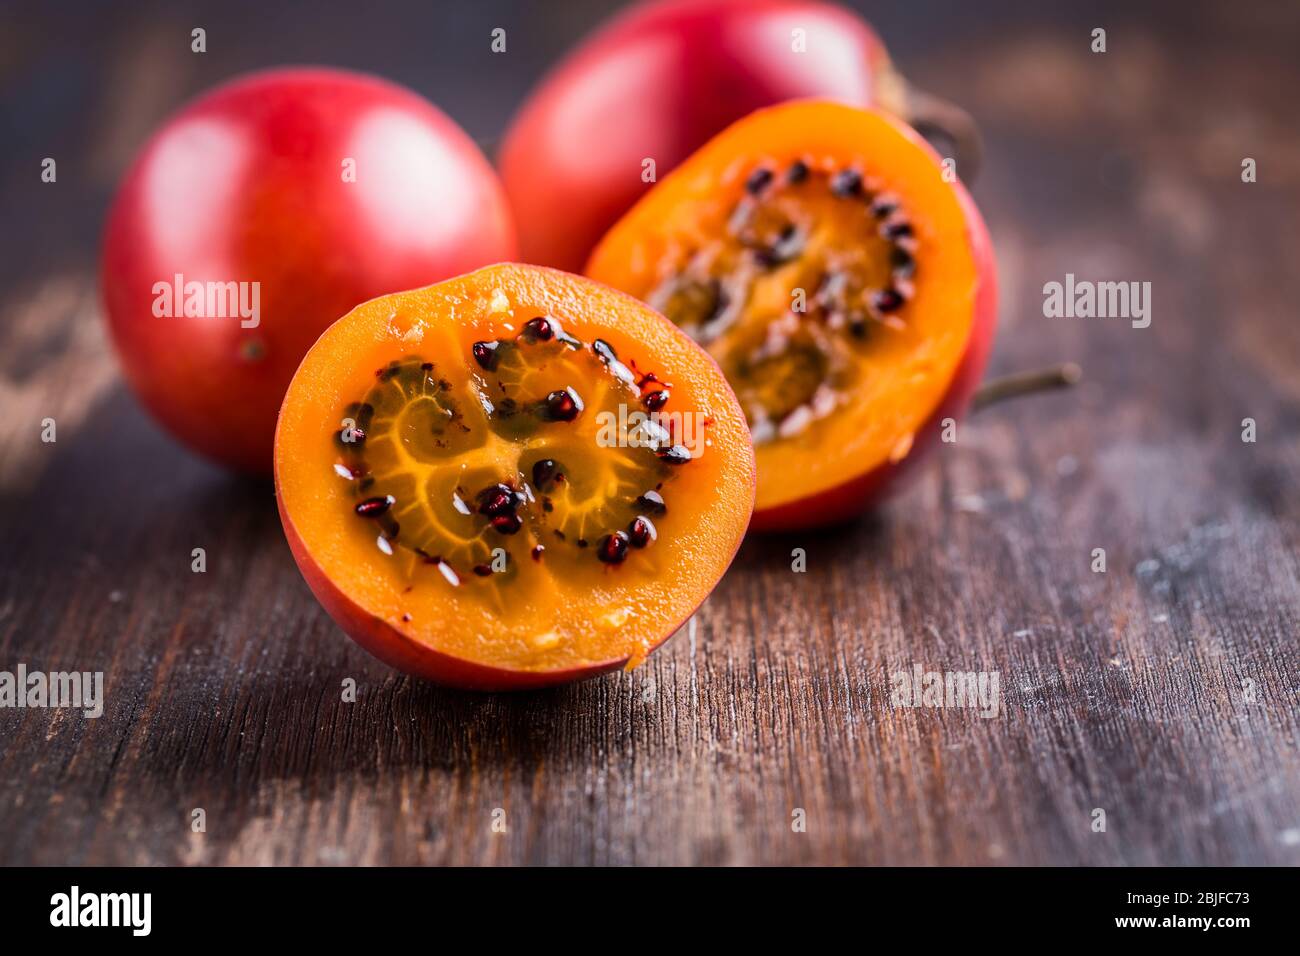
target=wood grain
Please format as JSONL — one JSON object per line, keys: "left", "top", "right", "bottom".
{"left": 0, "top": 0, "right": 1297, "bottom": 865}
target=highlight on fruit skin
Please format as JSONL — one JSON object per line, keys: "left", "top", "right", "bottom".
{"left": 274, "top": 263, "right": 755, "bottom": 690}
{"left": 587, "top": 100, "right": 998, "bottom": 531}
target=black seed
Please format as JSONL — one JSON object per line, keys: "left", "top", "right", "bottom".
{"left": 635, "top": 490, "right": 667, "bottom": 514}
{"left": 871, "top": 288, "right": 905, "bottom": 314}
{"left": 472, "top": 340, "right": 501, "bottom": 370}
{"left": 755, "top": 224, "right": 804, "bottom": 268}
{"left": 745, "top": 166, "right": 773, "bottom": 195}
{"left": 335, "top": 426, "right": 366, "bottom": 450}
{"left": 849, "top": 315, "right": 870, "bottom": 339}
{"left": 531, "top": 545, "right": 545, "bottom": 561}
{"left": 473, "top": 564, "right": 493, "bottom": 577}
{"left": 687, "top": 278, "right": 729, "bottom": 328}
{"left": 542, "top": 499, "right": 554, "bottom": 513}
{"left": 870, "top": 195, "right": 900, "bottom": 218}
{"left": 378, "top": 364, "right": 401, "bottom": 382}
{"left": 355, "top": 495, "right": 395, "bottom": 517}
{"left": 377, "top": 515, "right": 400, "bottom": 539}
{"left": 577, "top": 538, "right": 589, "bottom": 548}
{"left": 420, "top": 362, "right": 434, "bottom": 371}
{"left": 478, "top": 485, "right": 515, "bottom": 516}
{"left": 592, "top": 339, "right": 618, "bottom": 364}
{"left": 786, "top": 159, "right": 809, "bottom": 184}
{"left": 343, "top": 402, "right": 375, "bottom": 428}
{"left": 881, "top": 219, "right": 914, "bottom": 239}
{"left": 598, "top": 532, "right": 630, "bottom": 564}
{"left": 491, "top": 513, "right": 522, "bottom": 534}
{"left": 521, "top": 316, "right": 554, "bottom": 341}
{"left": 532, "top": 458, "right": 564, "bottom": 490}
{"left": 890, "top": 245, "right": 916, "bottom": 279}
{"left": 628, "top": 516, "right": 657, "bottom": 548}
{"left": 643, "top": 390, "right": 670, "bottom": 412}
{"left": 830, "top": 168, "right": 863, "bottom": 197}
{"left": 659, "top": 445, "right": 692, "bottom": 465}
{"left": 543, "top": 387, "right": 583, "bottom": 422}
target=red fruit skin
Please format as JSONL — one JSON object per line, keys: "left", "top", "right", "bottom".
{"left": 750, "top": 183, "right": 998, "bottom": 532}
{"left": 499, "top": 0, "right": 890, "bottom": 272}
{"left": 277, "top": 488, "right": 723, "bottom": 691}
{"left": 102, "top": 67, "right": 516, "bottom": 474}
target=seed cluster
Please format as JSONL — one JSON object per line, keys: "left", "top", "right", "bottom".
{"left": 648, "top": 156, "right": 920, "bottom": 443}
{"left": 333, "top": 317, "right": 691, "bottom": 588}
{"left": 477, "top": 482, "right": 527, "bottom": 535}
{"left": 738, "top": 158, "right": 918, "bottom": 333}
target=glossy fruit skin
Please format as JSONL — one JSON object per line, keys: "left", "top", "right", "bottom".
{"left": 278, "top": 501, "right": 659, "bottom": 690}
{"left": 499, "top": 0, "right": 894, "bottom": 272}
{"left": 102, "top": 67, "right": 516, "bottom": 474}
{"left": 280, "top": 503, "right": 722, "bottom": 690}
{"left": 750, "top": 182, "right": 997, "bottom": 531}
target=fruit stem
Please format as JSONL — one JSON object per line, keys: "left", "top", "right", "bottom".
{"left": 972, "top": 363, "right": 1082, "bottom": 412}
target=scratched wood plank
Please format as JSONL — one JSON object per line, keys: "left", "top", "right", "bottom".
{"left": 0, "top": 0, "right": 1297, "bottom": 866}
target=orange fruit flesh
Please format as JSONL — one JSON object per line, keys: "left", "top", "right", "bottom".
{"left": 587, "top": 102, "right": 980, "bottom": 515}
{"left": 275, "top": 264, "right": 754, "bottom": 674}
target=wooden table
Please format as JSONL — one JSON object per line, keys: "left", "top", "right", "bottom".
{"left": 1, "top": 0, "right": 1296, "bottom": 865}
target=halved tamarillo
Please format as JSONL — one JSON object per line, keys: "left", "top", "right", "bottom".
{"left": 587, "top": 101, "right": 997, "bottom": 531}
{"left": 274, "top": 263, "right": 755, "bottom": 690}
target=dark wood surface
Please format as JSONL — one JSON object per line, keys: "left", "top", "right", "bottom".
{"left": 1, "top": 1, "right": 1297, "bottom": 865}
